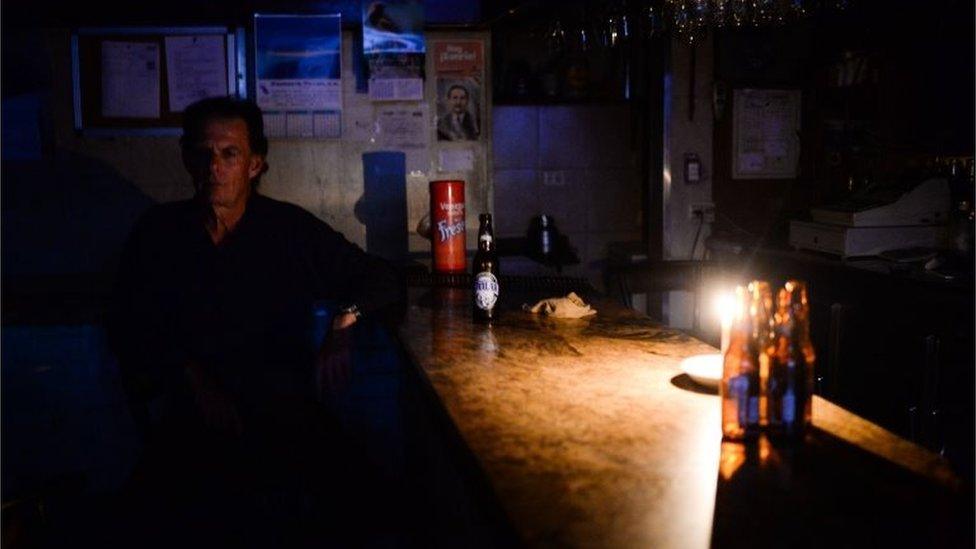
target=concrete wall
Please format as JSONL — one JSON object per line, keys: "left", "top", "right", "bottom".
{"left": 664, "top": 36, "right": 715, "bottom": 329}
{"left": 492, "top": 105, "right": 643, "bottom": 290}
{"left": 5, "top": 28, "right": 490, "bottom": 277}
{"left": 665, "top": 35, "right": 715, "bottom": 262}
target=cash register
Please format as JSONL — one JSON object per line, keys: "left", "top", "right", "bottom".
{"left": 789, "top": 178, "right": 950, "bottom": 258}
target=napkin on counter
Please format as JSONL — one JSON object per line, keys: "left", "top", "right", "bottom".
{"left": 523, "top": 292, "right": 597, "bottom": 318}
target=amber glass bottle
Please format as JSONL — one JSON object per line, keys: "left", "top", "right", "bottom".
{"left": 748, "top": 281, "right": 774, "bottom": 428}
{"left": 767, "top": 280, "right": 816, "bottom": 438}
{"left": 721, "top": 287, "right": 760, "bottom": 440}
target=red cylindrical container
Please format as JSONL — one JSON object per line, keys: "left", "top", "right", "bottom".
{"left": 429, "top": 180, "right": 466, "bottom": 273}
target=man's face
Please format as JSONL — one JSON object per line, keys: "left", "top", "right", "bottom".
{"left": 184, "top": 117, "right": 264, "bottom": 210}
{"left": 447, "top": 88, "right": 469, "bottom": 115}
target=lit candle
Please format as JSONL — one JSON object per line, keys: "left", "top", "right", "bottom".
{"left": 716, "top": 292, "right": 735, "bottom": 355}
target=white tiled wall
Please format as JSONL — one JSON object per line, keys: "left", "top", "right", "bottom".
{"left": 492, "top": 105, "right": 643, "bottom": 291}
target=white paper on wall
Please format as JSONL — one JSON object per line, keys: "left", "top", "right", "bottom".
{"left": 438, "top": 147, "right": 474, "bottom": 173}
{"left": 101, "top": 41, "right": 161, "bottom": 118}
{"left": 164, "top": 35, "right": 228, "bottom": 112}
{"left": 732, "top": 89, "right": 801, "bottom": 180}
{"left": 377, "top": 105, "right": 428, "bottom": 148}
{"left": 368, "top": 78, "right": 424, "bottom": 101}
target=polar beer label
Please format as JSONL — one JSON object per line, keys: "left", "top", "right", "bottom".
{"left": 474, "top": 272, "right": 499, "bottom": 311}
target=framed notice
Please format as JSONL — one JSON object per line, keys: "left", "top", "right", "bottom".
{"left": 72, "top": 27, "right": 242, "bottom": 135}
{"left": 732, "top": 89, "right": 801, "bottom": 179}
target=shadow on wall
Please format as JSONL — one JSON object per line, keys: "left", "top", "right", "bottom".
{"left": 356, "top": 151, "right": 408, "bottom": 262}
{"left": 2, "top": 149, "right": 156, "bottom": 279}
{"left": 1, "top": 151, "right": 154, "bottom": 502}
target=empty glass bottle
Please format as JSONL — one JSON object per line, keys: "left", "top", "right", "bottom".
{"left": 748, "top": 281, "right": 775, "bottom": 428}
{"left": 721, "top": 286, "right": 761, "bottom": 440}
{"left": 767, "top": 280, "right": 816, "bottom": 438}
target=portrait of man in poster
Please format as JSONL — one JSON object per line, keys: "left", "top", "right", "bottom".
{"left": 436, "top": 78, "right": 480, "bottom": 141}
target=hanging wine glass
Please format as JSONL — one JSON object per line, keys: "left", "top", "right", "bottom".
{"left": 546, "top": 19, "right": 567, "bottom": 55}
{"left": 606, "top": 14, "right": 621, "bottom": 47}
{"left": 692, "top": 0, "right": 711, "bottom": 25}
{"left": 602, "top": 0, "right": 629, "bottom": 49}
{"left": 671, "top": 0, "right": 705, "bottom": 45}
{"left": 753, "top": 0, "right": 776, "bottom": 25}
{"left": 729, "top": 0, "right": 750, "bottom": 27}
{"left": 578, "top": 24, "right": 591, "bottom": 52}
{"left": 642, "top": 1, "right": 665, "bottom": 39}
{"left": 672, "top": 1, "right": 691, "bottom": 36}
{"left": 711, "top": 0, "right": 730, "bottom": 27}
{"left": 789, "top": 0, "right": 811, "bottom": 19}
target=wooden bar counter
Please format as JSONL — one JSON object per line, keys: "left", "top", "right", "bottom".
{"left": 396, "top": 285, "right": 971, "bottom": 548}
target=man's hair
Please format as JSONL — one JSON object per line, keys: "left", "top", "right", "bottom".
{"left": 180, "top": 96, "right": 268, "bottom": 157}
{"left": 447, "top": 84, "right": 469, "bottom": 99}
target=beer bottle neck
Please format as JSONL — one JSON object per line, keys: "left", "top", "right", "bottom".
{"left": 478, "top": 230, "right": 494, "bottom": 252}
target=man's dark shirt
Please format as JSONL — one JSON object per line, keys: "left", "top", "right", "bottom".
{"left": 109, "top": 193, "right": 400, "bottom": 404}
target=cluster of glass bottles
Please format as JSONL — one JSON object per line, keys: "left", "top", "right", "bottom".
{"left": 721, "top": 280, "right": 816, "bottom": 441}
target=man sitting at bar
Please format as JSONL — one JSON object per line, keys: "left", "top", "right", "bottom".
{"left": 108, "top": 96, "right": 400, "bottom": 545}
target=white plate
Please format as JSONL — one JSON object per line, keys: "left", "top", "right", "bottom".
{"left": 680, "top": 353, "right": 723, "bottom": 389}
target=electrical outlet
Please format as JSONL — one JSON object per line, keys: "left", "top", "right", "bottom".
{"left": 542, "top": 170, "right": 566, "bottom": 187}
{"left": 689, "top": 202, "right": 715, "bottom": 223}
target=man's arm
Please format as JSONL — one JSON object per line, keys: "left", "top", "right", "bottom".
{"left": 302, "top": 210, "right": 403, "bottom": 324}
{"left": 301, "top": 213, "right": 401, "bottom": 396}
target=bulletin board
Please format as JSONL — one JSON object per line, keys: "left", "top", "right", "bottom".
{"left": 71, "top": 27, "right": 243, "bottom": 134}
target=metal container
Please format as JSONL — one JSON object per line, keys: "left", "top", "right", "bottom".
{"left": 429, "top": 180, "right": 466, "bottom": 273}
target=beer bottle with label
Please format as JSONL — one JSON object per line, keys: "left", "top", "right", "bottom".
{"left": 767, "top": 280, "right": 816, "bottom": 438}
{"left": 472, "top": 213, "right": 500, "bottom": 323}
{"left": 721, "top": 286, "right": 760, "bottom": 440}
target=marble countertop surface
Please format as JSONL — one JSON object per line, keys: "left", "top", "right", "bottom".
{"left": 396, "top": 287, "right": 965, "bottom": 548}
{"left": 399, "top": 287, "right": 724, "bottom": 548}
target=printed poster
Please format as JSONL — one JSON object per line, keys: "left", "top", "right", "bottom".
{"left": 254, "top": 14, "right": 342, "bottom": 138}
{"left": 363, "top": 0, "right": 425, "bottom": 101}
{"left": 434, "top": 40, "right": 484, "bottom": 142}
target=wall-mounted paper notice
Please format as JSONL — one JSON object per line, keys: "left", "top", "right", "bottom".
{"left": 313, "top": 112, "right": 341, "bottom": 138}
{"left": 438, "top": 148, "right": 474, "bottom": 172}
{"left": 164, "top": 35, "right": 228, "bottom": 112}
{"left": 732, "top": 89, "right": 801, "bottom": 180}
{"left": 263, "top": 113, "right": 287, "bottom": 137}
{"left": 286, "top": 112, "right": 315, "bottom": 137}
{"left": 101, "top": 41, "right": 160, "bottom": 118}
{"left": 368, "top": 78, "right": 424, "bottom": 101}
{"left": 377, "top": 105, "right": 428, "bottom": 149}
{"left": 405, "top": 149, "right": 429, "bottom": 174}
{"left": 346, "top": 106, "right": 378, "bottom": 142}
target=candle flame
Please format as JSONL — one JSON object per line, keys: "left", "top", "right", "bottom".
{"left": 715, "top": 291, "right": 737, "bottom": 323}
